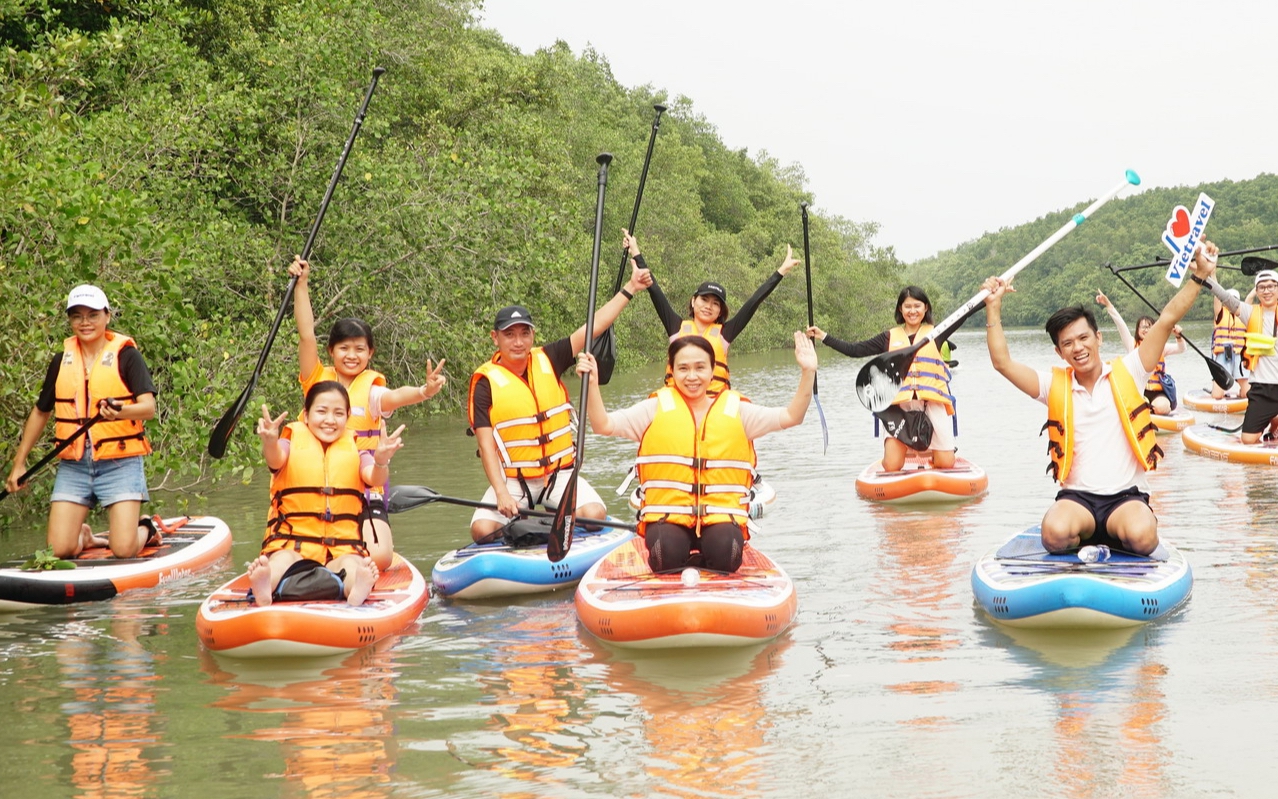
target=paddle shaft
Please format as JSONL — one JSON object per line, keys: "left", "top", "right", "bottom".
{"left": 611, "top": 105, "right": 666, "bottom": 292}
{"left": 800, "top": 203, "right": 819, "bottom": 390}
{"left": 0, "top": 411, "right": 104, "bottom": 502}
{"left": 393, "top": 491, "right": 636, "bottom": 531}
{"left": 1111, "top": 243, "right": 1278, "bottom": 274}
{"left": 207, "top": 67, "right": 385, "bottom": 458}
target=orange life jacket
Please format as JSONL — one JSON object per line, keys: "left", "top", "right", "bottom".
{"left": 1042, "top": 358, "right": 1163, "bottom": 484}
{"left": 262, "top": 422, "right": 368, "bottom": 562}
{"left": 1145, "top": 359, "right": 1167, "bottom": 394}
{"left": 53, "top": 332, "right": 152, "bottom": 461}
{"left": 665, "top": 321, "right": 731, "bottom": 395}
{"left": 1242, "top": 304, "right": 1275, "bottom": 372}
{"left": 1212, "top": 306, "right": 1246, "bottom": 355}
{"left": 300, "top": 367, "right": 386, "bottom": 451}
{"left": 636, "top": 387, "right": 756, "bottom": 538}
{"left": 888, "top": 325, "right": 954, "bottom": 414}
{"left": 469, "top": 348, "right": 575, "bottom": 479}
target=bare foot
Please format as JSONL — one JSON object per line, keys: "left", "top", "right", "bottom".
{"left": 247, "top": 555, "right": 274, "bottom": 607}
{"left": 345, "top": 557, "right": 379, "bottom": 607}
{"left": 80, "top": 524, "right": 108, "bottom": 550}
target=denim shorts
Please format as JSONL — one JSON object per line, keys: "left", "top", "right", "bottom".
{"left": 50, "top": 448, "right": 149, "bottom": 507}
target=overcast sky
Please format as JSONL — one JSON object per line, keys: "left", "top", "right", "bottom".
{"left": 477, "top": 0, "right": 1277, "bottom": 262}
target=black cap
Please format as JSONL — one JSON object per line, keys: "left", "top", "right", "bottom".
{"left": 493, "top": 305, "right": 536, "bottom": 331}
{"left": 693, "top": 281, "right": 727, "bottom": 303}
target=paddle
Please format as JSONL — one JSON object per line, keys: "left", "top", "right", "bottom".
{"left": 207, "top": 67, "right": 385, "bottom": 459}
{"left": 855, "top": 171, "right": 1142, "bottom": 412}
{"left": 1109, "top": 244, "right": 1278, "bottom": 275}
{"left": 799, "top": 202, "right": 829, "bottom": 454}
{"left": 1241, "top": 255, "right": 1278, "bottom": 276}
{"left": 547, "top": 153, "right": 613, "bottom": 563}
{"left": 1103, "top": 262, "right": 1233, "bottom": 390}
{"left": 0, "top": 407, "right": 108, "bottom": 503}
{"left": 386, "top": 484, "right": 636, "bottom": 531}
{"left": 592, "top": 104, "right": 666, "bottom": 386}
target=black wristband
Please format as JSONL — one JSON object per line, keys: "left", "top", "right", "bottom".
{"left": 620, "top": 288, "right": 633, "bottom": 300}
{"left": 1189, "top": 274, "right": 1207, "bottom": 286}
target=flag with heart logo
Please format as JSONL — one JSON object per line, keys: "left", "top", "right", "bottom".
{"left": 1162, "top": 192, "right": 1214, "bottom": 286}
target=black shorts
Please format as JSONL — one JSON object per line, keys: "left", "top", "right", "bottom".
{"left": 1143, "top": 387, "right": 1167, "bottom": 404}
{"left": 1055, "top": 486, "right": 1152, "bottom": 546}
{"left": 1240, "top": 382, "right": 1278, "bottom": 435}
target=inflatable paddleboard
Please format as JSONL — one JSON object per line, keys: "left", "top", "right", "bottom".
{"left": 971, "top": 527, "right": 1192, "bottom": 629}
{"left": 575, "top": 537, "right": 797, "bottom": 649}
{"left": 196, "top": 553, "right": 428, "bottom": 658}
{"left": 431, "top": 523, "right": 633, "bottom": 599}
{"left": 1151, "top": 408, "right": 1195, "bottom": 433}
{"left": 1182, "top": 389, "right": 1247, "bottom": 415}
{"left": 0, "top": 516, "right": 232, "bottom": 611}
{"left": 1182, "top": 424, "right": 1278, "bottom": 465}
{"left": 855, "top": 452, "right": 988, "bottom": 504}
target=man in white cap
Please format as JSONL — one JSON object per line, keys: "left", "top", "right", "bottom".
{"left": 1210, "top": 284, "right": 1254, "bottom": 400}
{"left": 1206, "top": 265, "right": 1278, "bottom": 442}
{"left": 466, "top": 261, "right": 651, "bottom": 543}
{"left": 5, "top": 285, "right": 159, "bottom": 559}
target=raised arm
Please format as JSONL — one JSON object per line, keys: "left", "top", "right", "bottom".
{"left": 380, "top": 358, "right": 447, "bottom": 413}
{"left": 982, "top": 277, "right": 1041, "bottom": 398}
{"left": 721, "top": 245, "right": 799, "bottom": 341}
{"left": 1138, "top": 241, "right": 1217, "bottom": 373}
{"left": 1095, "top": 290, "right": 1135, "bottom": 351}
{"left": 575, "top": 351, "right": 615, "bottom": 436}
{"left": 778, "top": 331, "right": 817, "bottom": 429}
{"left": 290, "top": 257, "right": 321, "bottom": 380}
{"left": 568, "top": 255, "right": 653, "bottom": 354}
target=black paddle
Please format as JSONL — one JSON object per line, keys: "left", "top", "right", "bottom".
{"left": 548, "top": 153, "right": 613, "bottom": 563}
{"left": 386, "top": 484, "right": 636, "bottom": 531}
{"left": 0, "top": 407, "right": 109, "bottom": 502}
{"left": 592, "top": 104, "right": 666, "bottom": 386}
{"left": 856, "top": 171, "right": 1142, "bottom": 412}
{"left": 1110, "top": 245, "right": 1278, "bottom": 275}
{"left": 207, "top": 67, "right": 385, "bottom": 458}
{"left": 1103, "top": 262, "right": 1233, "bottom": 391}
{"left": 1241, "top": 255, "right": 1278, "bottom": 276}
{"left": 799, "top": 202, "right": 828, "bottom": 454}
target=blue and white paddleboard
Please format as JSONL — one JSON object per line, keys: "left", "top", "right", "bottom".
{"left": 971, "top": 527, "right": 1192, "bottom": 629}
{"left": 431, "top": 523, "right": 634, "bottom": 600}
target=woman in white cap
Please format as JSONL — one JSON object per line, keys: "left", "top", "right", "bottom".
{"left": 1205, "top": 266, "right": 1278, "bottom": 443}
{"left": 5, "top": 285, "right": 158, "bottom": 559}
{"left": 622, "top": 230, "right": 799, "bottom": 395}
{"left": 1210, "top": 285, "right": 1255, "bottom": 400}
{"left": 1094, "top": 290, "right": 1186, "bottom": 415}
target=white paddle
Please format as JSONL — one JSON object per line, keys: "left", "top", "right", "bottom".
{"left": 855, "top": 170, "right": 1142, "bottom": 412}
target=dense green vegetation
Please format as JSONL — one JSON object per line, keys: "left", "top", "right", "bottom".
{"left": 907, "top": 175, "right": 1278, "bottom": 328}
{"left": 1, "top": 0, "right": 902, "bottom": 510}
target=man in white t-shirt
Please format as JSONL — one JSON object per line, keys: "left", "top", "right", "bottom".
{"left": 980, "top": 241, "right": 1218, "bottom": 556}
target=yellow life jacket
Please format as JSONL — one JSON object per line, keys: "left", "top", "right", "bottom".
{"left": 1242, "top": 304, "right": 1274, "bottom": 372}
{"left": 1042, "top": 358, "right": 1163, "bottom": 484}
{"left": 888, "top": 325, "right": 954, "bottom": 414}
{"left": 53, "top": 332, "right": 152, "bottom": 461}
{"left": 468, "top": 348, "right": 575, "bottom": 479}
{"left": 262, "top": 422, "right": 368, "bottom": 562}
{"left": 1145, "top": 358, "right": 1167, "bottom": 394}
{"left": 1213, "top": 306, "right": 1246, "bottom": 355}
{"left": 636, "top": 387, "right": 756, "bottom": 537}
{"left": 300, "top": 366, "right": 386, "bottom": 451}
{"left": 664, "top": 321, "right": 731, "bottom": 395}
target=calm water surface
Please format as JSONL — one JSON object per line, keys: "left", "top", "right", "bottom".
{"left": 3, "top": 323, "right": 1278, "bottom": 798}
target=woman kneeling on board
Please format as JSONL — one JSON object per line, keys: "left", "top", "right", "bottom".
{"left": 247, "top": 381, "right": 404, "bottom": 606}
{"left": 576, "top": 332, "right": 815, "bottom": 574}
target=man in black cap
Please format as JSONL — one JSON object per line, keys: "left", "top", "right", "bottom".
{"left": 466, "top": 261, "right": 651, "bottom": 542}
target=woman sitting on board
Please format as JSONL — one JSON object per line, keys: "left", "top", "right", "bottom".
{"left": 1095, "top": 291, "right": 1184, "bottom": 414}
{"left": 808, "top": 286, "right": 956, "bottom": 472}
{"left": 624, "top": 230, "right": 799, "bottom": 395}
{"left": 290, "top": 257, "right": 445, "bottom": 570}
{"left": 576, "top": 332, "right": 815, "bottom": 574}
{"left": 247, "top": 381, "right": 404, "bottom": 607}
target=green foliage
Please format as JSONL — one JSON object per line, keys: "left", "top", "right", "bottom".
{"left": 0, "top": 0, "right": 897, "bottom": 514}
{"left": 908, "top": 176, "right": 1278, "bottom": 327}
{"left": 19, "top": 547, "right": 75, "bottom": 570}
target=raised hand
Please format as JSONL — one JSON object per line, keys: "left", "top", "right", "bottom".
{"left": 256, "top": 404, "right": 289, "bottom": 442}
{"left": 288, "top": 255, "right": 310, "bottom": 282}
{"left": 420, "top": 358, "right": 447, "bottom": 400}
{"left": 778, "top": 244, "right": 800, "bottom": 276}
{"left": 373, "top": 420, "right": 406, "bottom": 465}
{"left": 793, "top": 331, "right": 818, "bottom": 371}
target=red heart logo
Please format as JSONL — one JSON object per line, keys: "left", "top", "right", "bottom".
{"left": 1171, "top": 207, "right": 1191, "bottom": 238}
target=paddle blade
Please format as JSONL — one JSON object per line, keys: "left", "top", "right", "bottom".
{"left": 1241, "top": 256, "right": 1278, "bottom": 277}
{"left": 547, "top": 476, "right": 577, "bottom": 563}
{"left": 207, "top": 382, "right": 254, "bottom": 459}
{"left": 386, "top": 484, "right": 442, "bottom": 514}
{"left": 855, "top": 346, "right": 917, "bottom": 412}
{"left": 590, "top": 329, "right": 617, "bottom": 386}
{"left": 1207, "top": 357, "right": 1235, "bottom": 391}
{"left": 814, "top": 392, "right": 829, "bottom": 455}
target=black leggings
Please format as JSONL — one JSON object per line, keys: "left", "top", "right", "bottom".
{"left": 644, "top": 521, "right": 744, "bottom": 574}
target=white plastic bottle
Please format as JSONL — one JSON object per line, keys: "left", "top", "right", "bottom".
{"left": 1077, "top": 544, "right": 1111, "bottom": 563}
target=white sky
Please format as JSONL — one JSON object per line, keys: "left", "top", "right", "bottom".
{"left": 477, "top": 0, "right": 1277, "bottom": 261}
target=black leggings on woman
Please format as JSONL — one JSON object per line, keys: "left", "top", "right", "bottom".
{"left": 644, "top": 521, "right": 744, "bottom": 574}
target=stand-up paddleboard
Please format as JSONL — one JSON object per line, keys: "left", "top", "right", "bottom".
{"left": 855, "top": 452, "right": 988, "bottom": 504}
{"left": 431, "top": 523, "right": 633, "bottom": 599}
{"left": 1151, "top": 408, "right": 1195, "bottom": 434}
{"left": 629, "top": 477, "right": 777, "bottom": 519}
{"left": 575, "top": 537, "right": 797, "bottom": 649}
{"left": 972, "top": 527, "right": 1192, "bottom": 629}
{"left": 0, "top": 516, "right": 232, "bottom": 611}
{"left": 1182, "top": 389, "right": 1247, "bottom": 415}
{"left": 1182, "top": 424, "right": 1278, "bottom": 465}
{"left": 196, "top": 553, "right": 428, "bottom": 658}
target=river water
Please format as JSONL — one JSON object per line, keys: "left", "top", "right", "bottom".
{"left": 2, "top": 322, "right": 1277, "bottom": 798}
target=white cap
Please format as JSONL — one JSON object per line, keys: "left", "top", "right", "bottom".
{"left": 1227, "top": 288, "right": 1241, "bottom": 299}
{"left": 1255, "top": 270, "right": 1278, "bottom": 287}
{"left": 66, "top": 284, "right": 110, "bottom": 311}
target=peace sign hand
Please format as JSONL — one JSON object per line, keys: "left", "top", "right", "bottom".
{"left": 256, "top": 405, "right": 289, "bottom": 443}
{"left": 419, "top": 358, "right": 447, "bottom": 400}
{"left": 373, "top": 420, "right": 406, "bottom": 466}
